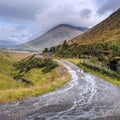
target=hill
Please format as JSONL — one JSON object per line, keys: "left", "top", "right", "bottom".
{"left": 69, "top": 8, "right": 120, "bottom": 45}
{"left": 0, "top": 51, "right": 70, "bottom": 103}
{"left": 12, "top": 24, "right": 87, "bottom": 52}
{"left": 47, "top": 9, "right": 120, "bottom": 81}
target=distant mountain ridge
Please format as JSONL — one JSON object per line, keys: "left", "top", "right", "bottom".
{"left": 12, "top": 24, "right": 88, "bottom": 52}
{"left": 53, "top": 24, "right": 88, "bottom": 31}
{"left": 68, "top": 8, "right": 120, "bottom": 45}
{"left": 0, "top": 39, "right": 18, "bottom": 48}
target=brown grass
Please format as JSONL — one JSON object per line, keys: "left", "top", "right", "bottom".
{"left": 68, "top": 9, "right": 120, "bottom": 45}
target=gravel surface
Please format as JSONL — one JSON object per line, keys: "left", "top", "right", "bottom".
{"left": 0, "top": 60, "right": 120, "bottom": 120}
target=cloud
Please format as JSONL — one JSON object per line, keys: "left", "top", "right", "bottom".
{"left": 0, "top": 0, "right": 48, "bottom": 22}
{"left": 32, "top": 0, "right": 99, "bottom": 36}
{"left": 0, "top": 0, "right": 119, "bottom": 45}
{"left": 80, "top": 9, "right": 92, "bottom": 18}
{"left": 0, "top": 25, "right": 32, "bottom": 44}
{"left": 97, "top": 0, "right": 120, "bottom": 14}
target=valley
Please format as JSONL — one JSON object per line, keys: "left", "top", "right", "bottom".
{"left": 0, "top": 7, "right": 120, "bottom": 120}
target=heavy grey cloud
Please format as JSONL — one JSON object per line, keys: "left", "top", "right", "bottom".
{"left": 0, "top": 0, "right": 48, "bottom": 21}
{"left": 80, "top": 9, "right": 92, "bottom": 18}
{"left": 97, "top": 0, "right": 120, "bottom": 14}
{"left": 32, "top": 0, "right": 98, "bottom": 37}
{"left": 0, "top": 0, "right": 119, "bottom": 45}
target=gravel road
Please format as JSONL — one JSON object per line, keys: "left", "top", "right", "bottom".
{"left": 0, "top": 60, "right": 120, "bottom": 120}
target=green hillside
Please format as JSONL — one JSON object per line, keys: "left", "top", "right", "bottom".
{"left": 46, "top": 9, "right": 120, "bottom": 85}
{"left": 0, "top": 51, "right": 24, "bottom": 90}
{"left": 0, "top": 51, "right": 70, "bottom": 103}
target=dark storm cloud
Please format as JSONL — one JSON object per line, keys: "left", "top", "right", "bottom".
{"left": 97, "top": 0, "right": 120, "bottom": 14}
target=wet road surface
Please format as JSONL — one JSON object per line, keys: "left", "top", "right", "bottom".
{"left": 0, "top": 60, "right": 120, "bottom": 120}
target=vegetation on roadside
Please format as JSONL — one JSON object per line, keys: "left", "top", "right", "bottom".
{"left": 0, "top": 51, "right": 25, "bottom": 90}
{"left": 43, "top": 9, "right": 120, "bottom": 84}
{"left": 44, "top": 40, "right": 120, "bottom": 85}
{"left": 69, "top": 59, "right": 120, "bottom": 86}
{"left": 13, "top": 55, "right": 58, "bottom": 85}
{"left": 45, "top": 41, "right": 120, "bottom": 74}
{"left": 0, "top": 65, "right": 70, "bottom": 103}
{"left": 0, "top": 51, "right": 70, "bottom": 103}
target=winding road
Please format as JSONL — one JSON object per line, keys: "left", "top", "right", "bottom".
{"left": 0, "top": 60, "right": 120, "bottom": 120}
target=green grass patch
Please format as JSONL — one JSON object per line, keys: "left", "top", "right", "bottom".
{"left": 67, "top": 58, "right": 81, "bottom": 65}
{"left": 0, "top": 64, "right": 70, "bottom": 103}
{"left": 0, "top": 55, "right": 70, "bottom": 104}
{"left": 23, "top": 68, "right": 51, "bottom": 85}
{"left": 0, "top": 51, "right": 71, "bottom": 103}
{"left": 0, "top": 52, "right": 25, "bottom": 90}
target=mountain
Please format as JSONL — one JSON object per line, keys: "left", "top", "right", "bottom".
{"left": 49, "top": 9, "right": 120, "bottom": 79}
{"left": 69, "top": 8, "right": 120, "bottom": 45}
{"left": 12, "top": 24, "right": 87, "bottom": 52}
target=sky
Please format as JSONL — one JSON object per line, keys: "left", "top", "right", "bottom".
{"left": 0, "top": 0, "right": 120, "bottom": 46}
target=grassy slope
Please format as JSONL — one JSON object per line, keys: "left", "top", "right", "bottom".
{"left": 0, "top": 51, "right": 24, "bottom": 90}
{"left": 69, "top": 9, "right": 120, "bottom": 45}
{"left": 0, "top": 51, "right": 70, "bottom": 103}
{"left": 0, "top": 65, "right": 70, "bottom": 103}
{"left": 65, "top": 9, "right": 120, "bottom": 86}
{"left": 68, "top": 59, "right": 120, "bottom": 87}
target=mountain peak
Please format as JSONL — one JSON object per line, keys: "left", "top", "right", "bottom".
{"left": 53, "top": 24, "right": 88, "bottom": 32}
{"left": 12, "top": 24, "right": 87, "bottom": 52}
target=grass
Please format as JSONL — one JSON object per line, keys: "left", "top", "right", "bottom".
{"left": 68, "top": 10, "right": 120, "bottom": 45}
{"left": 0, "top": 61, "right": 70, "bottom": 103}
{"left": 67, "top": 58, "right": 81, "bottom": 65}
{"left": 0, "top": 51, "right": 25, "bottom": 90}
{"left": 23, "top": 68, "right": 52, "bottom": 85}
{"left": 68, "top": 58, "right": 120, "bottom": 87}
{"left": 0, "top": 51, "right": 71, "bottom": 103}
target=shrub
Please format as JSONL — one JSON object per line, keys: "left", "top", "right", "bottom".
{"left": 82, "top": 62, "right": 120, "bottom": 79}
{"left": 43, "top": 61, "right": 58, "bottom": 73}
{"left": 13, "top": 56, "right": 58, "bottom": 81}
